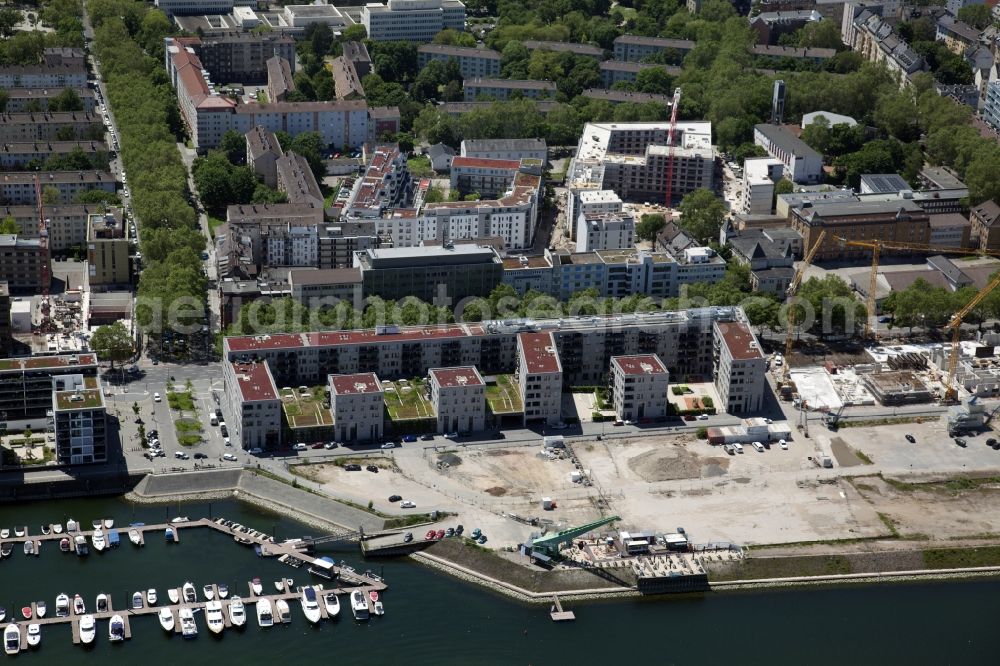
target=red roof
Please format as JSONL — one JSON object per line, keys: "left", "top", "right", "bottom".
{"left": 716, "top": 322, "right": 763, "bottom": 361}
{"left": 226, "top": 333, "right": 305, "bottom": 353}
{"left": 430, "top": 366, "right": 484, "bottom": 388}
{"left": 450, "top": 156, "right": 521, "bottom": 170}
{"left": 232, "top": 362, "right": 277, "bottom": 402}
{"left": 308, "top": 324, "right": 483, "bottom": 347}
{"left": 518, "top": 332, "right": 561, "bottom": 374}
{"left": 612, "top": 355, "right": 667, "bottom": 376}
{"left": 0, "top": 354, "right": 98, "bottom": 372}
{"left": 330, "top": 372, "right": 382, "bottom": 395}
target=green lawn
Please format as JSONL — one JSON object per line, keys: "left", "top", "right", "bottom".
{"left": 384, "top": 379, "right": 435, "bottom": 420}
{"left": 408, "top": 154, "right": 434, "bottom": 178}
{"left": 167, "top": 391, "right": 196, "bottom": 412}
{"left": 207, "top": 216, "right": 226, "bottom": 238}
{"left": 486, "top": 374, "right": 523, "bottom": 414}
{"left": 282, "top": 385, "right": 333, "bottom": 428}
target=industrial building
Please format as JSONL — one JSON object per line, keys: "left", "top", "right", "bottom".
{"left": 611, "top": 354, "right": 670, "bottom": 422}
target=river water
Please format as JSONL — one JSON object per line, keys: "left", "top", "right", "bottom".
{"left": 0, "top": 497, "right": 997, "bottom": 665}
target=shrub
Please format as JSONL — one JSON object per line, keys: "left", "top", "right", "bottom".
{"left": 696, "top": 427, "right": 708, "bottom": 439}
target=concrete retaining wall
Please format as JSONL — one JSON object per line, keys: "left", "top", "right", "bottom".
{"left": 133, "top": 469, "right": 242, "bottom": 497}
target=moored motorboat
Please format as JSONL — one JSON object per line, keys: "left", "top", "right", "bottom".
{"left": 350, "top": 590, "right": 369, "bottom": 621}
{"left": 74, "top": 535, "right": 88, "bottom": 556}
{"left": 165, "top": 527, "right": 174, "bottom": 541}
{"left": 171, "top": 516, "right": 189, "bottom": 524}
{"left": 369, "top": 590, "right": 379, "bottom": 604}
{"left": 275, "top": 599, "right": 291, "bottom": 624}
{"left": 182, "top": 582, "right": 196, "bottom": 604}
{"left": 323, "top": 591, "right": 340, "bottom": 618}
{"left": 96, "top": 594, "right": 108, "bottom": 614}
{"left": 218, "top": 584, "right": 229, "bottom": 599}
{"left": 21, "top": 606, "right": 31, "bottom": 620}
{"left": 52, "top": 523, "right": 63, "bottom": 534}
{"left": 4, "top": 623, "right": 20, "bottom": 655}
{"left": 205, "top": 601, "right": 224, "bottom": 635}
{"left": 202, "top": 584, "right": 214, "bottom": 600}
{"left": 103, "top": 519, "right": 114, "bottom": 530}
{"left": 256, "top": 598, "right": 273, "bottom": 628}
{"left": 23, "top": 540, "right": 34, "bottom": 556}
{"left": 168, "top": 588, "right": 180, "bottom": 604}
{"left": 0, "top": 528, "right": 8, "bottom": 539}
{"left": 251, "top": 578, "right": 263, "bottom": 596}
{"left": 91, "top": 529, "right": 106, "bottom": 552}
{"left": 55, "top": 594, "right": 69, "bottom": 617}
{"left": 374, "top": 600, "right": 384, "bottom": 616}
{"left": 179, "top": 608, "right": 197, "bottom": 639}
{"left": 132, "top": 592, "right": 143, "bottom": 610}
{"left": 0, "top": 543, "right": 11, "bottom": 558}
{"left": 26, "top": 623, "right": 40, "bottom": 648}
{"left": 300, "top": 586, "right": 321, "bottom": 624}
{"left": 108, "top": 615, "right": 125, "bottom": 642}
{"left": 66, "top": 519, "right": 78, "bottom": 532}
{"left": 73, "top": 594, "right": 85, "bottom": 615}
{"left": 128, "top": 529, "right": 141, "bottom": 546}
{"left": 14, "top": 526, "right": 25, "bottom": 538}
{"left": 79, "top": 615, "right": 96, "bottom": 644}
{"left": 107, "top": 529, "right": 120, "bottom": 548}
{"left": 158, "top": 608, "right": 174, "bottom": 633}
{"left": 228, "top": 597, "right": 246, "bottom": 627}
{"left": 60, "top": 537, "right": 71, "bottom": 552}
{"left": 91, "top": 520, "right": 101, "bottom": 530}
{"left": 36, "top": 601, "right": 46, "bottom": 618}
{"left": 0, "top": 608, "right": 5, "bottom": 622}
{"left": 147, "top": 589, "right": 157, "bottom": 606}
{"left": 40, "top": 525, "right": 50, "bottom": 536}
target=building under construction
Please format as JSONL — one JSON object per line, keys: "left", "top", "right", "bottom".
{"left": 860, "top": 370, "right": 934, "bottom": 405}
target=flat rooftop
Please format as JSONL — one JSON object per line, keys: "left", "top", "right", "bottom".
{"left": 716, "top": 321, "right": 763, "bottom": 361}
{"left": 518, "top": 332, "right": 561, "bottom": 375}
{"left": 612, "top": 354, "right": 668, "bottom": 376}
{"left": 330, "top": 372, "right": 382, "bottom": 395}
{"left": 232, "top": 361, "right": 278, "bottom": 402}
{"left": 430, "top": 366, "right": 484, "bottom": 388}
{"left": 0, "top": 354, "right": 98, "bottom": 373}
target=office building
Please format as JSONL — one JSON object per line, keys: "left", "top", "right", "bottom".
{"left": 429, "top": 366, "right": 485, "bottom": 434}
{"left": 463, "top": 78, "right": 557, "bottom": 101}
{"left": 353, "top": 244, "right": 503, "bottom": 302}
{"left": 789, "top": 199, "right": 931, "bottom": 261}
{"left": 575, "top": 212, "right": 635, "bottom": 252}
{"left": 610, "top": 354, "right": 669, "bottom": 422}
{"left": 86, "top": 211, "right": 130, "bottom": 289}
{"left": 154, "top": 0, "right": 257, "bottom": 16}
{"left": 517, "top": 332, "right": 562, "bottom": 426}
{"left": 52, "top": 373, "right": 108, "bottom": 465}
{"left": 753, "top": 124, "right": 823, "bottom": 184}
{"left": 459, "top": 138, "right": 547, "bottom": 163}
{"left": 0, "top": 353, "right": 98, "bottom": 419}
{"left": 288, "top": 267, "right": 363, "bottom": 307}
{"left": 329, "top": 372, "right": 384, "bottom": 443}
{"left": 417, "top": 44, "right": 501, "bottom": 79}
{"left": 740, "top": 157, "right": 785, "bottom": 214}
{"left": 223, "top": 360, "right": 283, "bottom": 450}
{"left": 362, "top": 0, "right": 466, "bottom": 42}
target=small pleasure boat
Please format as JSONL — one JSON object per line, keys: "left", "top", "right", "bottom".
{"left": 275, "top": 599, "right": 291, "bottom": 624}
{"left": 0, "top": 529, "right": 8, "bottom": 539}
{"left": 79, "top": 615, "right": 96, "bottom": 644}
{"left": 256, "top": 598, "right": 273, "bottom": 628}
{"left": 52, "top": 524, "right": 63, "bottom": 534}
{"left": 14, "top": 527, "right": 25, "bottom": 538}
{"left": 21, "top": 606, "right": 31, "bottom": 620}
{"left": 369, "top": 590, "right": 379, "bottom": 604}
{"left": 374, "top": 600, "right": 385, "bottom": 616}
{"left": 251, "top": 578, "right": 263, "bottom": 596}
{"left": 217, "top": 584, "right": 229, "bottom": 599}
{"left": 323, "top": 591, "right": 340, "bottom": 618}
{"left": 128, "top": 529, "right": 141, "bottom": 546}
{"left": 0, "top": 543, "right": 11, "bottom": 558}
{"left": 108, "top": 615, "right": 125, "bottom": 642}
{"left": 205, "top": 601, "right": 224, "bottom": 635}
{"left": 91, "top": 529, "right": 106, "bottom": 552}
{"left": 36, "top": 601, "right": 46, "bottom": 618}
{"left": 171, "top": 516, "right": 189, "bottom": 524}
{"left": 0, "top": 608, "right": 5, "bottom": 622}
{"left": 202, "top": 584, "right": 215, "bottom": 601}
{"left": 74, "top": 535, "right": 88, "bottom": 556}
{"left": 91, "top": 520, "right": 102, "bottom": 530}
{"left": 179, "top": 608, "right": 197, "bottom": 639}
{"left": 26, "top": 623, "right": 40, "bottom": 648}
{"left": 66, "top": 519, "right": 78, "bottom": 532}
{"left": 168, "top": 588, "right": 180, "bottom": 604}
{"left": 300, "top": 586, "right": 321, "bottom": 624}
{"left": 146, "top": 589, "right": 157, "bottom": 606}
{"left": 103, "top": 519, "right": 114, "bottom": 530}
{"left": 350, "top": 590, "right": 369, "bottom": 621}
{"left": 5, "top": 623, "right": 20, "bottom": 655}
{"left": 40, "top": 525, "right": 50, "bottom": 536}
{"left": 55, "top": 594, "right": 69, "bottom": 617}
{"left": 228, "top": 597, "right": 246, "bottom": 627}
{"left": 73, "top": 594, "right": 85, "bottom": 615}
{"left": 132, "top": 592, "right": 143, "bottom": 610}
{"left": 59, "top": 537, "right": 71, "bottom": 552}
{"left": 23, "top": 540, "right": 34, "bottom": 555}
{"left": 182, "top": 582, "right": 196, "bottom": 604}
{"left": 96, "top": 594, "right": 108, "bottom": 613}
{"left": 165, "top": 527, "right": 174, "bottom": 541}
{"left": 158, "top": 608, "right": 174, "bottom": 632}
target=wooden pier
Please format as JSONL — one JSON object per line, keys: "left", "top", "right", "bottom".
{"left": 550, "top": 595, "right": 575, "bottom": 622}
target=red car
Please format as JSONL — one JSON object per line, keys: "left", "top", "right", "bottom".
{"left": 310, "top": 442, "right": 324, "bottom": 449}
{"left": 425, "top": 530, "right": 437, "bottom": 540}
{"left": 435, "top": 529, "right": 446, "bottom": 539}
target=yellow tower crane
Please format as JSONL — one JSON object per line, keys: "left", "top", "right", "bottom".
{"left": 780, "top": 229, "right": 826, "bottom": 398}
{"left": 942, "top": 271, "right": 1000, "bottom": 401}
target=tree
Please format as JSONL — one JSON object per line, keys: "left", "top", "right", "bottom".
{"left": 90, "top": 321, "right": 134, "bottom": 369}
{"left": 49, "top": 88, "right": 83, "bottom": 112}
{"left": 0, "top": 216, "right": 18, "bottom": 235}
{"left": 958, "top": 4, "right": 992, "bottom": 29}
{"left": 774, "top": 178, "right": 794, "bottom": 195}
{"left": 635, "top": 213, "right": 666, "bottom": 242}
{"left": 219, "top": 130, "right": 247, "bottom": 165}
{"left": 132, "top": 402, "right": 140, "bottom": 416}
{"left": 42, "top": 186, "right": 61, "bottom": 206}
{"left": 677, "top": 189, "right": 725, "bottom": 243}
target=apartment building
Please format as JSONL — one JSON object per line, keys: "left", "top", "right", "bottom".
{"left": 0, "top": 62, "right": 87, "bottom": 89}
{"left": 577, "top": 189, "right": 623, "bottom": 217}
{"left": 288, "top": 267, "right": 363, "bottom": 307}
{"left": 0, "top": 141, "right": 106, "bottom": 170}
{"left": 0, "top": 282, "right": 9, "bottom": 355}
{"left": 0, "top": 204, "right": 110, "bottom": 251}
{"left": 86, "top": 211, "right": 130, "bottom": 289}
{"left": 3, "top": 88, "right": 97, "bottom": 113}
{"left": 599, "top": 61, "right": 681, "bottom": 88}
{"left": 172, "top": 33, "right": 295, "bottom": 85}
{"left": 329, "top": 372, "right": 384, "bottom": 443}
{"left": 354, "top": 244, "right": 503, "bottom": 302}
{"left": 459, "top": 138, "right": 547, "bottom": 163}
{"left": 751, "top": 44, "right": 835, "bottom": 63}
{"left": 449, "top": 156, "right": 523, "bottom": 199}
{"left": 984, "top": 80, "right": 1000, "bottom": 131}
{"left": 566, "top": 121, "right": 715, "bottom": 220}
{"left": 463, "top": 79, "right": 557, "bottom": 101}
{"left": 740, "top": 157, "right": 785, "bottom": 214}
{"left": 223, "top": 361, "right": 282, "bottom": 451}
{"left": 971, "top": 200, "right": 1000, "bottom": 252}
{"left": 713, "top": 321, "right": 766, "bottom": 414}
{"left": 217, "top": 203, "right": 324, "bottom": 278}
{"left": 429, "top": 366, "right": 486, "bottom": 434}
{"left": 0, "top": 235, "right": 49, "bottom": 293}
{"left": 611, "top": 354, "right": 669, "bottom": 422}
{"left": 1, "top": 171, "right": 116, "bottom": 206}
{"left": 789, "top": 199, "right": 931, "bottom": 260}
{"left": 154, "top": 0, "right": 257, "bottom": 16}
{"left": 753, "top": 124, "right": 823, "bottom": 185}
{"left": 575, "top": 212, "right": 636, "bottom": 252}
{"left": 523, "top": 40, "right": 606, "bottom": 60}
{"left": 331, "top": 55, "right": 365, "bottom": 101}
{"left": 344, "top": 42, "right": 372, "bottom": 78}
{"left": 842, "top": 6, "right": 923, "bottom": 79}
{"left": 0, "top": 112, "right": 102, "bottom": 143}
{"left": 581, "top": 89, "right": 674, "bottom": 106}
{"left": 417, "top": 44, "right": 501, "bottom": 79}
{"left": 52, "top": 374, "right": 108, "bottom": 465}
{"left": 266, "top": 56, "right": 295, "bottom": 103}
{"left": 517, "top": 332, "right": 563, "bottom": 426}
{"left": 345, "top": 144, "right": 411, "bottom": 218}
{"left": 724, "top": 226, "right": 800, "bottom": 295}
{"left": 246, "top": 125, "right": 282, "bottom": 187}
{"left": 362, "top": 0, "right": 467, "bottom": 42}
{"left": 276, "top": 152, "right": 323, "bottom": 208}
{"left": 0, "top": 354, "right": 98, "bottom": 420}
{"left": 612, "top": 35, "right": 694, "bottom": 62}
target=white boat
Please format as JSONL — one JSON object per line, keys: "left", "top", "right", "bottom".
{"left": 36, "top": 601, "right": 46, "bottom": 618}
{"left": 374, "top": 600, "right": 384, "bottom": 616}
{"left": 158, "top": 608, "right": 174, "bottom": 633}
{"left": 275, "top": 599, "right": 291, "bottom": 624}
{"left": 0, "top": 608, "right": 5, "bottom": 622}
{"left": 171, "top": 516, "right": 189, "bottom": 524}
{"left": 108, "top": 615, "right": 125, "bottom": 642}
{"left": 203, "top": 584, "right": 215, "bottom": 600}
{"left": 251, "top": 578, "right": 263, "bottom": 596}
{"left": 96, "top": 594, "right": 108, "bottom": 613}
{"left": 132, "top": 592, "right": 143, "bottom": 609}
{"left": 55, "top": 594, "right": 69, "bottom": 617}
{"left": 128, "top": 529, "right": 141, "bottom": 546}
{"left": 74, "top": 535, "right": 88, "bottom": 556}
{"left": 4, "top": 624, "right": 19, "bottom": 655}
{"left": 179, "top": 608, "right": 197, "bottom": 638}
{"left": 73, "top": 594, "right": 85, "bottom": 615}
{"left": 182, "top": 582, "right": 196, "bottom": 603}
{"left": 256, "top": 598, "right": 274, "bottom": 628}
{"left": 350, "top": 590, "right": 369, "bottom": 621}
{"left": 79, "top": 615, "right": 96, "bottom": 644}
{"left": 0, "top": 529, "right": 8, "bottom": 539}
{"left": 300, "top": 586, "right": 321, "bottom": 624}
{"left": 52, "top": 524, "right": 63, "bottom": 534}
{"left": 14, "top": 526, "right": 25, "bottom": 538}
{"left": 26, "top": 623, "right": 40, "bottom": 648}
{"left": 91, "top": 520, "right": 102, "bottom": 530}
{"left": 218, "top": 584, "right": 229, "bottom": 599}
{"left": 146, "top": 589, "right": 157, "bottom": 606}
{"left": 205, "top": 601, "right": 224, "bottom": 635}
{"left": 323, "top": 591, "right": 340, "bottom": 618}
{"left": 66, "top": 519, "right": 77, "bottom": 532}
{"left": 24, "top": 540, "right": 34, "bottom": 555}
{"left": 168, "top": 589, "right": 180, "bottom": 604}
{"left": 228, "top": 597, "right": 246, "bottom": 627}
{"left": 103, "top": 519, "right": 114, "bottom": 529}
{"left": 40, "top": 525, "right": 50, "bottom": 536}
{"left": 91, "top": 529, "right": 106, "bottom": 552}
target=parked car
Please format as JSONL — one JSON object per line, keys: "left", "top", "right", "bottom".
{"left": 425, "top": 530, "right": 436, "bottom": 540}
{"left": 344, "top": 464, "right": 362, "bottom": 471}
{"left": 696, "top": 414, "right": 709, "bottom": 421}
{"left": 193, "top": 453, "right": 207, "bottom": 459}
{"left": 955, "top": 438, "right": 968, "bottom": 447}
{"left": 402, "top": 434, "right": 417, "bottom": 442}
{"left": 248, "top": 448, "right": 263, "bottom": 455}
{"left": 388, "top": 494, "right": 402, "bottom": 503}
{"left": 153, "top": 392, "right": 161, "bottom": 402}
{"left": 174, "top": 451, "right": 189, "bottom": 460}
{"left": 400, "top": 500, "right": 416, "bottom": 508}
{"left": 613, "top": 420, "right": 624, "bottom": 426}
{"left": 683, "top": 415, "right": 695, "bottom": 421}
{"left": 380, "top": 442, "right": 395, "bottom": 449}
{"left": 420, "top": 434, "right": 434, "bottom": 441}
{"left": 986, "top": 438, "right": 997, "bottom": 447}
{"left": 403, "top": 532, "right": 413, "bottom": 542}
{"left": 435, "top": 529, "right": 446, "bottom": 539}
{"left": 292, "top": 443, "right": 308, "bottom": 451}
{"left": 310, "top": 442, "right": 324, "bottom": 449}
{"left": 733, "top": 443, "right": 744, "bottom": 454}
{"left": 905, "top": 434, "right": 916, "bottom": 443}
{"left": 779, "top": 439, "right": 788, "bottom": 450}
{"left": 324, "top": 442, "right": 337, "bottom": 449}
{"left": 223, "top": 437, "right": 231, "bottom": 446}
{"left": 222, "top": 453, "right": 238, "bottom": 461}
{"left": 366, "top": 465, "right": 379, "bottom": 473}
{"left": 445, "top": 432, "right": 459, "bottom": 439}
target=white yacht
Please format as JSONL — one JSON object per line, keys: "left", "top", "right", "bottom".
{"left": 300, "top": 586, "right": 321, "bottom": 624}
{"left": 4, "top": 624, "right": 20, "bottom": 655}
{"left": 179, "top": 608, "right": 197, "bottom": 638}
{"left": 182, "top": 582, "right": 196, "bottom": 603}
{"left": 256, "top": 598, "right": 274, "bottom": 628}
{"left": 251, "top": 578, "right": 263, "bottom": 596}
{"left": 275, "top": 599, "right": 291, "bottom": 623}
{"left": 79, "top": 615, "right": 96, "bottom": 644}
{"left": 108, "top": 615, "right": 125, "bottom": 642}
{"left": 66, "top": 519, "right": 78, "bottom": 532}
{"left": 323, "top": 591, "right": 340, "bottom": 618}
{"left": 132, "top": 592, "right": 143, "bottom": 610}
{"left": 91, "top": 529, "right": 106, "bottom": 552}
{"left": 26, "top": 623, "right": 40, "bottom": 648}
{"left": 205, "top": 601, "right": 224, "bottom": 635}
{"left": 103, "top": 519, "right": 114, "bottom": 529}
{"left": 73, "top": 535, "right": 88, "bottom": 556}
{"left": 55, "top": 594, "right": 69, "bottom": 617}
{"left": 0, "top": 529, "right": 8, "bottom": 539}
{"left": 158, "top": 608, "right": 174, "bottom": 632}
{"left": 96, "top": 594, "right": 108, "bottom": 613}
{"left": 350, "top": 590, "right": 369, "bottom": 621}
{"left": 36, "top": 601, "right": 46, "bottom": 618}
{"left": 202, "top": 584, "right": 215, "bottom": 601}
{"left": 228, "top": 597, "right": 246, "bottom": 627}
{"left": 52, "top": 523, "right": 63, "bottom": 534}
{"left": 14, "top": 527, "right": 25, "bottom": 538}
{"left": 73, "top": 594, "right": 85, "bottom": 615}
{"left": 146, "top": 589, "right": 157, "bottom": 606}
{"left": 128, "top": 529, "right": 141, "bottom": 546}
{"left": 217, "top": 584, "right": 229, "bottom": 599}
{"left": 167, "top": 588, "right": 180, "bottom": 604}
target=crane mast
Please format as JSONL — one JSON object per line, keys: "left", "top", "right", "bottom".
{"left": 664, "top": 87, "right": 682, "bottom": 208}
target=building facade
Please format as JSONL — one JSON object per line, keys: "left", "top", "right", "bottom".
{"left": 362, "top": 0, "right": 466, "bottom": 42}
{"left": 575, "top": 212, "right": 636, "bottom": 253}
{"left": 52, "top": 374, "right": 108, "bottom": 465}
{"left": 429, "top": 366, "right": 485, "bottom": 433}
{"left": 611, "top": 354, "right": 669, "bottom": 422}
{"left": 753, "top": 124, "right": 823, "bottom": 184}
{"left": 0, "top": 234, "right": 49, "bottom": 293}
{"left": 224, "top": 360, "right": 283, "bottom": 450}
{"left": 354, "top": 244, "right": 503, "bottom": 303}
{"left": 86, "top": 211, "right": 130, "bottom": 289}
{"left": 1, "top": 171, "right": 115, "bottom": 205}
{"left": 713, "top": 321, "right": 766, "bottom": 414}
{"left": 329, "top": 372, "right": 384, "bottom": 443}
{"left": 417, "top": 44, "right": 501, "bottom": 79}
{"left": 0, "top": 354, "right": 98, "bottom": 420}
{"left": 517, "top": 332, "right": 563, "bottom": 426}
{"left": 463, "top": 78, "right": 557, "bottom": 101}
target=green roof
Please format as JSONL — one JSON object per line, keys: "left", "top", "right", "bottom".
{"left": 55, "top": 389, "right": 103, "bottom": 410}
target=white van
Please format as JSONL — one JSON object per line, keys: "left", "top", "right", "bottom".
{"left": 210, "top": 414, "right": 218, "bottom": 426}
{"left": 733, "top": 443, "right": 744, "bottom": 454}
{"left": 751, "top": 441, "right": 765, "bottom": 452}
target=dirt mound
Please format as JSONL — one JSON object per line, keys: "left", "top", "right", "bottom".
{"left": 437, "top": 452, "right": 462, "bottom": 467}
{"left": 627, "top": 446, "right": 710, "bottom": 482}
{"left": 484, "top": 486, "right": 507, "bottom": 496}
